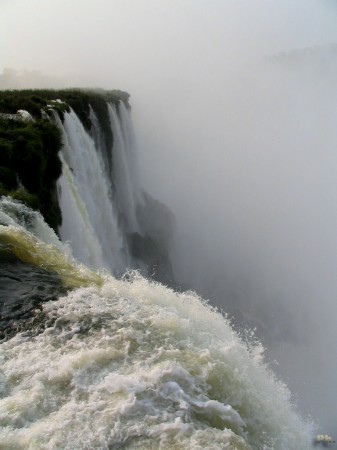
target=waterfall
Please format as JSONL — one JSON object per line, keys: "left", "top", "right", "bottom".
{"left": 57, "top": 107, "right": 128, "bottom": 274}
{"left": 57, "top": 153, "right": 104, "bottom": 270}
{"left": 108, "top": 103, "right": 140, "bottom": 233}
{"left": 55, "top": 100, "right": 174, "bottom": 283}
{"left": 0, "top": 92, "right": 314, "bottom": 449}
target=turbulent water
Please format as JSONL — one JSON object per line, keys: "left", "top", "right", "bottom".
{"left": 0, "top": 213, "right": 312, "bottom": 449}
{"left": 0, "top": 100, "right": 314, "bottom": 449}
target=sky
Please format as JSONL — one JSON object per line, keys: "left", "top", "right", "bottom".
{"left": 2, "top": 0, "right": 337, "bottom": 436}
{"left": 1, "top": 0, "right": 337, "bottom": 90}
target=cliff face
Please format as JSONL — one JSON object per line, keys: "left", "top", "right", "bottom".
{"left": 0, "top": 106, "right": 61, "bottom": 228}
{"left": 0, "top": 89, "right": 175, "bottom": 286}
{"left": 0, "top": 90, "right": 127, "bottom": 227}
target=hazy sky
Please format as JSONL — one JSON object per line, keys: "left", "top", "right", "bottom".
{"left": 2, "top": 0, "right": 337, "bottom": 435}
{"left": 1, "top": 0, "right": 337, "bottom": 91}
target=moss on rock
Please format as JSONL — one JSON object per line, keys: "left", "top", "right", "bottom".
{"left": 0, "top": 116, "right": 63, "bottom": 230}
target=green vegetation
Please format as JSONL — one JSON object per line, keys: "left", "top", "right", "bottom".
{"left": 0, "top": 116, "right": 63, "bottom": 229}
{"left": 0, "top": 88, "right": 130, "bottom": 231}
{"left": 0, "top": 88, "right": 129, "bottom": 128}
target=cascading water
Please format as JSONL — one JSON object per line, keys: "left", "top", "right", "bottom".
{"left": 57, "top": 153, "right": 104, "bottom": 270}
{"left": 55, "top": 99, "right": 174, "bottom": 284}
{"left": 0, "top": 200, "right": 312, "bottom": 449}
{"left": 57, "top": 108, "right": 128, "bottom": 274}
{"left": 108, "top": 103, "right": 140, "bottom": 233}
{"left": 0, "top": 95, "right": 314, "bottom": 449}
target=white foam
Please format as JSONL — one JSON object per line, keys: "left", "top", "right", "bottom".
{"left": 0, "top": 196, "right": 69, "bottom": 254}
{"left": 0, "top": 273, "right": 312, "bottom": 449}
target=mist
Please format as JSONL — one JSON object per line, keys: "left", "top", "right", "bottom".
{"left": 1, "top": 0, "right": 337, "bottom": 436}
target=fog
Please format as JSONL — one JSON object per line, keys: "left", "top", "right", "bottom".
{"left": 1, "top": 0, "right": 337, "bottom": 436}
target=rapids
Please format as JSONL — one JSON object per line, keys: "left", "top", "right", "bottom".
{"left": 0, "top": 198, "right": 312, "bottom": 449}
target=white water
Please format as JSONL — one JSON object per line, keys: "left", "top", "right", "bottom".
{"left": 57, "top": 108, "right": 127, "bottom": 274}
{"left": 89, "top": 105, "right": 112, "bottom": 179}
{"left": 0, "top": 216, "right": 313, "bottom": 448}
{"left": 118, "top": 101, "right": 141, "bottom": 194}
{"left": 108, "top": 103, "right": 140, "bottom": 233}
{"left": 57, "top": 154, "right": 104, "bottom": 270}
{"left": 0, "top": 196, "right": 69, "bottom": 255}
